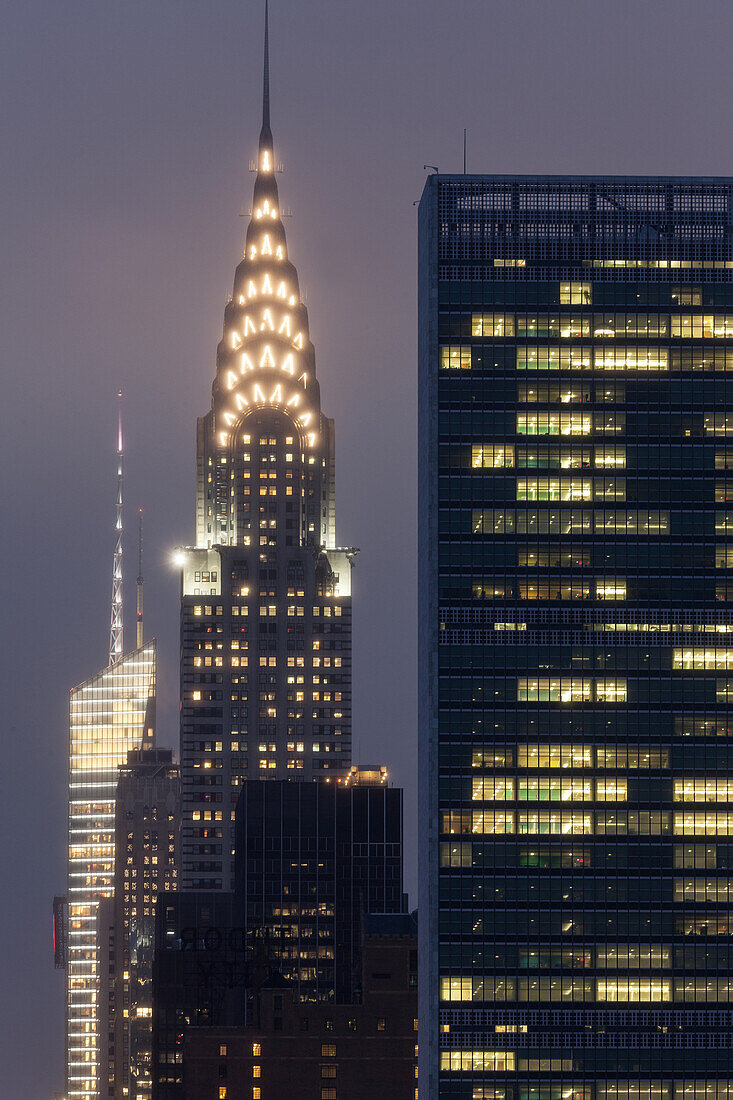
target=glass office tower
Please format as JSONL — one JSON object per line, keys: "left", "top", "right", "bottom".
{"left": 419, "top": 175, "right": 733, "bottom": 1100}
{"left": 235, "top": 774, "right": 404, "bottom": 1003}
{"left": 67, "top": 642, "right": 156, "bottom": 1098}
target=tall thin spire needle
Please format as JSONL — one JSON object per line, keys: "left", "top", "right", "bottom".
{"left": 136, "top": 508, "right": 144, "bottom": 650}
{"left": 262, "top": 0, "right": 270, "bottom": 130}
{"left": 109, "top": 389, "right": 124, "bottom": 665}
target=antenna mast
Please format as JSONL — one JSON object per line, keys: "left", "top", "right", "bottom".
{"left": 136, "top": 508, "right": 144, "bottom": 649}
{"left": 109, "top": 389, "right": 124, "bottom": 664}
{"left": 263, "top": 0, "right": 270, "bottom": 130}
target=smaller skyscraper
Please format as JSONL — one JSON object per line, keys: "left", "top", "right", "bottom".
{"left": 151, "top": 770, "right": 405, "bottom": 1097}
{"left": 181, "top": 912, "right": 419, "bottom": 1100}
{"left": 98, "top": 749, "right": 180, "bottom": 1099}
{"left": 235, "top": 771, "right": 405, "bottom": 1004}
{"left": 67, "top": 643, "right": 157, "bottom": 1097}
{"left": 152, "top": 891, "right": 244, "bottom": 1099}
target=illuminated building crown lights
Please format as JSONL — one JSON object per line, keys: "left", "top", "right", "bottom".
{"left": 211, "top": 2, "right": 320, "bottom": 452}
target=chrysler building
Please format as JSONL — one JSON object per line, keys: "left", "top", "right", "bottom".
{"left": 178, "top": 6, "right": 356, "bottom": 891}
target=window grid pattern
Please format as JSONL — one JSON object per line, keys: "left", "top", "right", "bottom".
{"left": 420, "top": 175, "right": 733, "bottom": 1100}
{"left": 66, "top": 642, "right": 156, "bottom": 1099}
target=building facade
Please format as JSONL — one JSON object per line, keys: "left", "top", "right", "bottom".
{"left": 152, "top": 891, "right": 246, "bottom": 1099}
{"left": 96, "top": 898, "right": 116, "bottom": 1100}
{"left": 97, "top": 749, "right": 180, "bottom": 1099}
{"left": 181, "top": 913, "right": 418, "bottom": 1100}
{"left": 66, "top": 641, "right": 157, "bottom": 1098}
{"left": 235, "top": 773, "right": 405, "bottom": 1003}
{"left": 419, "top": 175, "right": 733, "bottom": 1098}
{"left": 151, "top": 775, "right": 405, "bottom": 1096}
{"left": 178, "top": 12, "right": 355, "bottom": 894}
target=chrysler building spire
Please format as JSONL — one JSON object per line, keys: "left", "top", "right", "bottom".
{"left": 256, "top": 0, "right": 274, "bottom": 189}
{"left": 195, "top": 0, "right": 330, "bottom": 549}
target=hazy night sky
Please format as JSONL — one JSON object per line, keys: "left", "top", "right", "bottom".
{"left": 3, "top": 0, "right": 733, "bottom": 1093}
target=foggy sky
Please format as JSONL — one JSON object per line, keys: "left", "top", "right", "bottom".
{"left": 3, "top": 0, "right": 733, "bottom": 1094}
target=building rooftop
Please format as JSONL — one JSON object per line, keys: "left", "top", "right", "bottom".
{"left": 363, "top": 912, "right": 417, "bottom": 938}
{"left": 339, "top": 764, "right": 389, "bottom": 787}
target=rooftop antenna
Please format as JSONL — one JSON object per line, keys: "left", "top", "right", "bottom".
{"left": 463, "top": 128, "right": 467, "bottom": 174}
{"left": 109, "top": 389, "right": 124, "bottom": 665}
{"left": 262, "top": 0, "right": 270, "bottom": 131}
{"left": 136, "top": 508, "right": 144, "bottom": 650}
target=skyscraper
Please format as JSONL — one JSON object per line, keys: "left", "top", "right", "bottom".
{"left": 67, "top": 645, "right": 157, "bottom": 1098}
{"left": 151, "top": 774, "right": 407, "bottom": 1097}
{"left": 97, "top": 748, "right": 180, "bottom": 1099}
{"left": 178, "top": 7, "right": 355, "bottom": 892}
{"left": 151, "top": 890, "right": 246, "bottom": 1098}
{"left": 419, "top": 175, "right": 733, "bottom": 1098}
{"left": 65, "top": 396, "right": 157, "bottom": 1098}
{"left": 235, "top": 771, "right": 405, "bottom": 1003}
{"left": 180, "top": 913, "right": 419, "bottom": 1100}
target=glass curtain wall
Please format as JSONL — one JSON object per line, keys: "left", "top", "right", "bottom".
{"left": 419, "top": 176, "right": 733, "bottom": 1100}
{"left": 66, "top": 642, "right": 156, "bottom": 1098}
